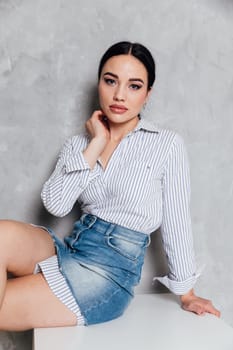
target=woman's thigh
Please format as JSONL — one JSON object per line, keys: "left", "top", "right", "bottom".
{"left": 0, "top": 273, "right": 77, "bottom": 331}
{"left": 0, "top": 220, "right": 55, "bottom": 275}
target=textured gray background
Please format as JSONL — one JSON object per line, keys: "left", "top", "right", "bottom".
{"left": 0, "top": 0, "right": 233, "bottom": 349}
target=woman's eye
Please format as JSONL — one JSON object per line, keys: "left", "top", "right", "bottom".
{"left": 104, "top": 78, "right": 116, "bottom": 86}
{"left": 130, "top": 84, "right": 142, "bottom": 90}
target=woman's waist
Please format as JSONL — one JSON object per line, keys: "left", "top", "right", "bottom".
{"left": 79, "top": 213, "right": 151, "bottom": 247}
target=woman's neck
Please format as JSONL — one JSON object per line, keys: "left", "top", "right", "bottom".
{"left": 108, "top": 116, "right": 139, "bottom": 142}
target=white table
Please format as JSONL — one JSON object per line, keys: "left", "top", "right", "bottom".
{"left": 33, "top": 293, "right": 233, "bottom": 350}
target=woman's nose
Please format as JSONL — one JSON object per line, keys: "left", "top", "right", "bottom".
{"left": 113, "top": 86, "right": 126, "bottom": 102}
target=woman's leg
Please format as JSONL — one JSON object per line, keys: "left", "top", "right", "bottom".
{"left": 0, "top": 220, "right": 77, "bottom": 330}
{"left": 0, "top": 273, "right": 77, "bottom": 331}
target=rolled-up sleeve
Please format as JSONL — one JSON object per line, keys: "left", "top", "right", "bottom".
{"left": 41, "top": 136, "right": 99, "bottom": 217}
{"left": 154, "top": 134, "right": 200, "bottom": 295}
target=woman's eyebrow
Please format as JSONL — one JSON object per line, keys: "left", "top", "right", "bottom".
{"left": 103, "top": 72, "right": 118, "bottom": 79}
{"left": 128, "top": 78, "right": 144, "bottom": 84}
{"left": 103, "top": 72, "right": 144, "bottom": 84}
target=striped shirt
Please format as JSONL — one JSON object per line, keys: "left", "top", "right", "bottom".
{"left": 41, "top": 118, "right": 198, "bottom": 295}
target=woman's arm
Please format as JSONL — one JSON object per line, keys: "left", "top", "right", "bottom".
{"left": 41, "top": 136, "right": 96, "bottom": 217}
{"left": 158, "top": 133, "right": 220, "bottom": 317}
{"left": 41, "top": 110, "right": 109, "bottom": 217}
{"left": 157, "top": 134, "right": 197, "bottom": 294}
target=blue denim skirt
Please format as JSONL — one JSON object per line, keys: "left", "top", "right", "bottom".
{"left": 44, "top": 214, "right": 150, "bottom": 325}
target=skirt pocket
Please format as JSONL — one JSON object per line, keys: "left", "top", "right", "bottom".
{"left": 106, "top": 232, "right": 146, "bottom": 261}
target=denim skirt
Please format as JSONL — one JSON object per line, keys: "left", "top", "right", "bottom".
{"left": 38, "top": 214, "right": 150, "bottom": 325}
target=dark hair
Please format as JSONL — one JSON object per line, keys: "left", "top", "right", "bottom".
{"left": 98, "top": 41, "right": 156, "bottom": 90}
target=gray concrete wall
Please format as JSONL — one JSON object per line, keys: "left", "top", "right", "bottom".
{"left": 0, "top": 0, "right": 232, "bottom": 348}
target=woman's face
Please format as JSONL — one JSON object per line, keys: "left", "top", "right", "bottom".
{"left": 98, "top": 54, "right": 151, "bottom": 125}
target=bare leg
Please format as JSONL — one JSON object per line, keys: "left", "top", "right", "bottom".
{"left": 0, "top": 274, "right": 76, "bottom": 331}
{"left": 0, "top": 219, "right": 54, "bottom": 307}
{"left": 0, "top": 220, "right": 77, "bottom": 330}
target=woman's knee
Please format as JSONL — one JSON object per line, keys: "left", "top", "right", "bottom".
{"left": 0, "top": 220, "right": 54, "bottom": 270}
{"left": 0, "top": 221, "right": 23, "bottom": 265}
{"left": 0, "top": 220, "right": 18, "bottom": 243}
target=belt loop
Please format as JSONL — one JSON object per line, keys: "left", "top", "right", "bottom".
{"left": 82, "top": 214, "right": 97, "bottom": 228}
{"left": 80, "top": 213, "right": 88, "bottom": 224}
{"left": 89, "top": 215, "right": 97, "bottom": 228}
{"left": 105, "top": 223, "right": 115, "bottom": 237}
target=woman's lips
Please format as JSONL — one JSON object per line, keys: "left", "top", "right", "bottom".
{"left": 109, "top": 104, "right": 128, "bottom": 114}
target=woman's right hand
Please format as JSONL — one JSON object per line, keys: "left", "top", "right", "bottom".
{"left": 83, "top": 110, "right": 110, "bottom": 169}
{"left": 85, "top": 110, "right": 110, "bottom": 145}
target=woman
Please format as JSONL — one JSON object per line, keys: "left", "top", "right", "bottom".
{"left": 0, "top": 41, "right": 220, "bottom": 331}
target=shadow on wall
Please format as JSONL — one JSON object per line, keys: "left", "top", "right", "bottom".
{"left": 143, "top": 229, "right": 169, "bottom": 294}
{"left": 85, "top": 84, "right": 100, "bottom": 117}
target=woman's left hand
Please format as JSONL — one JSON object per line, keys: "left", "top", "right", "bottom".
{"left": 180, "top": 289, "right": 221, "bottom": 317}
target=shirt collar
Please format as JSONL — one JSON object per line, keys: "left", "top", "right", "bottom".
{"left": 132, "top": 118, "right": 160, "bottom": 133}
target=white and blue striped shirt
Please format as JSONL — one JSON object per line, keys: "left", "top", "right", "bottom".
{"left": 41, "top": 119, "right": 198, "bottom": 295}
